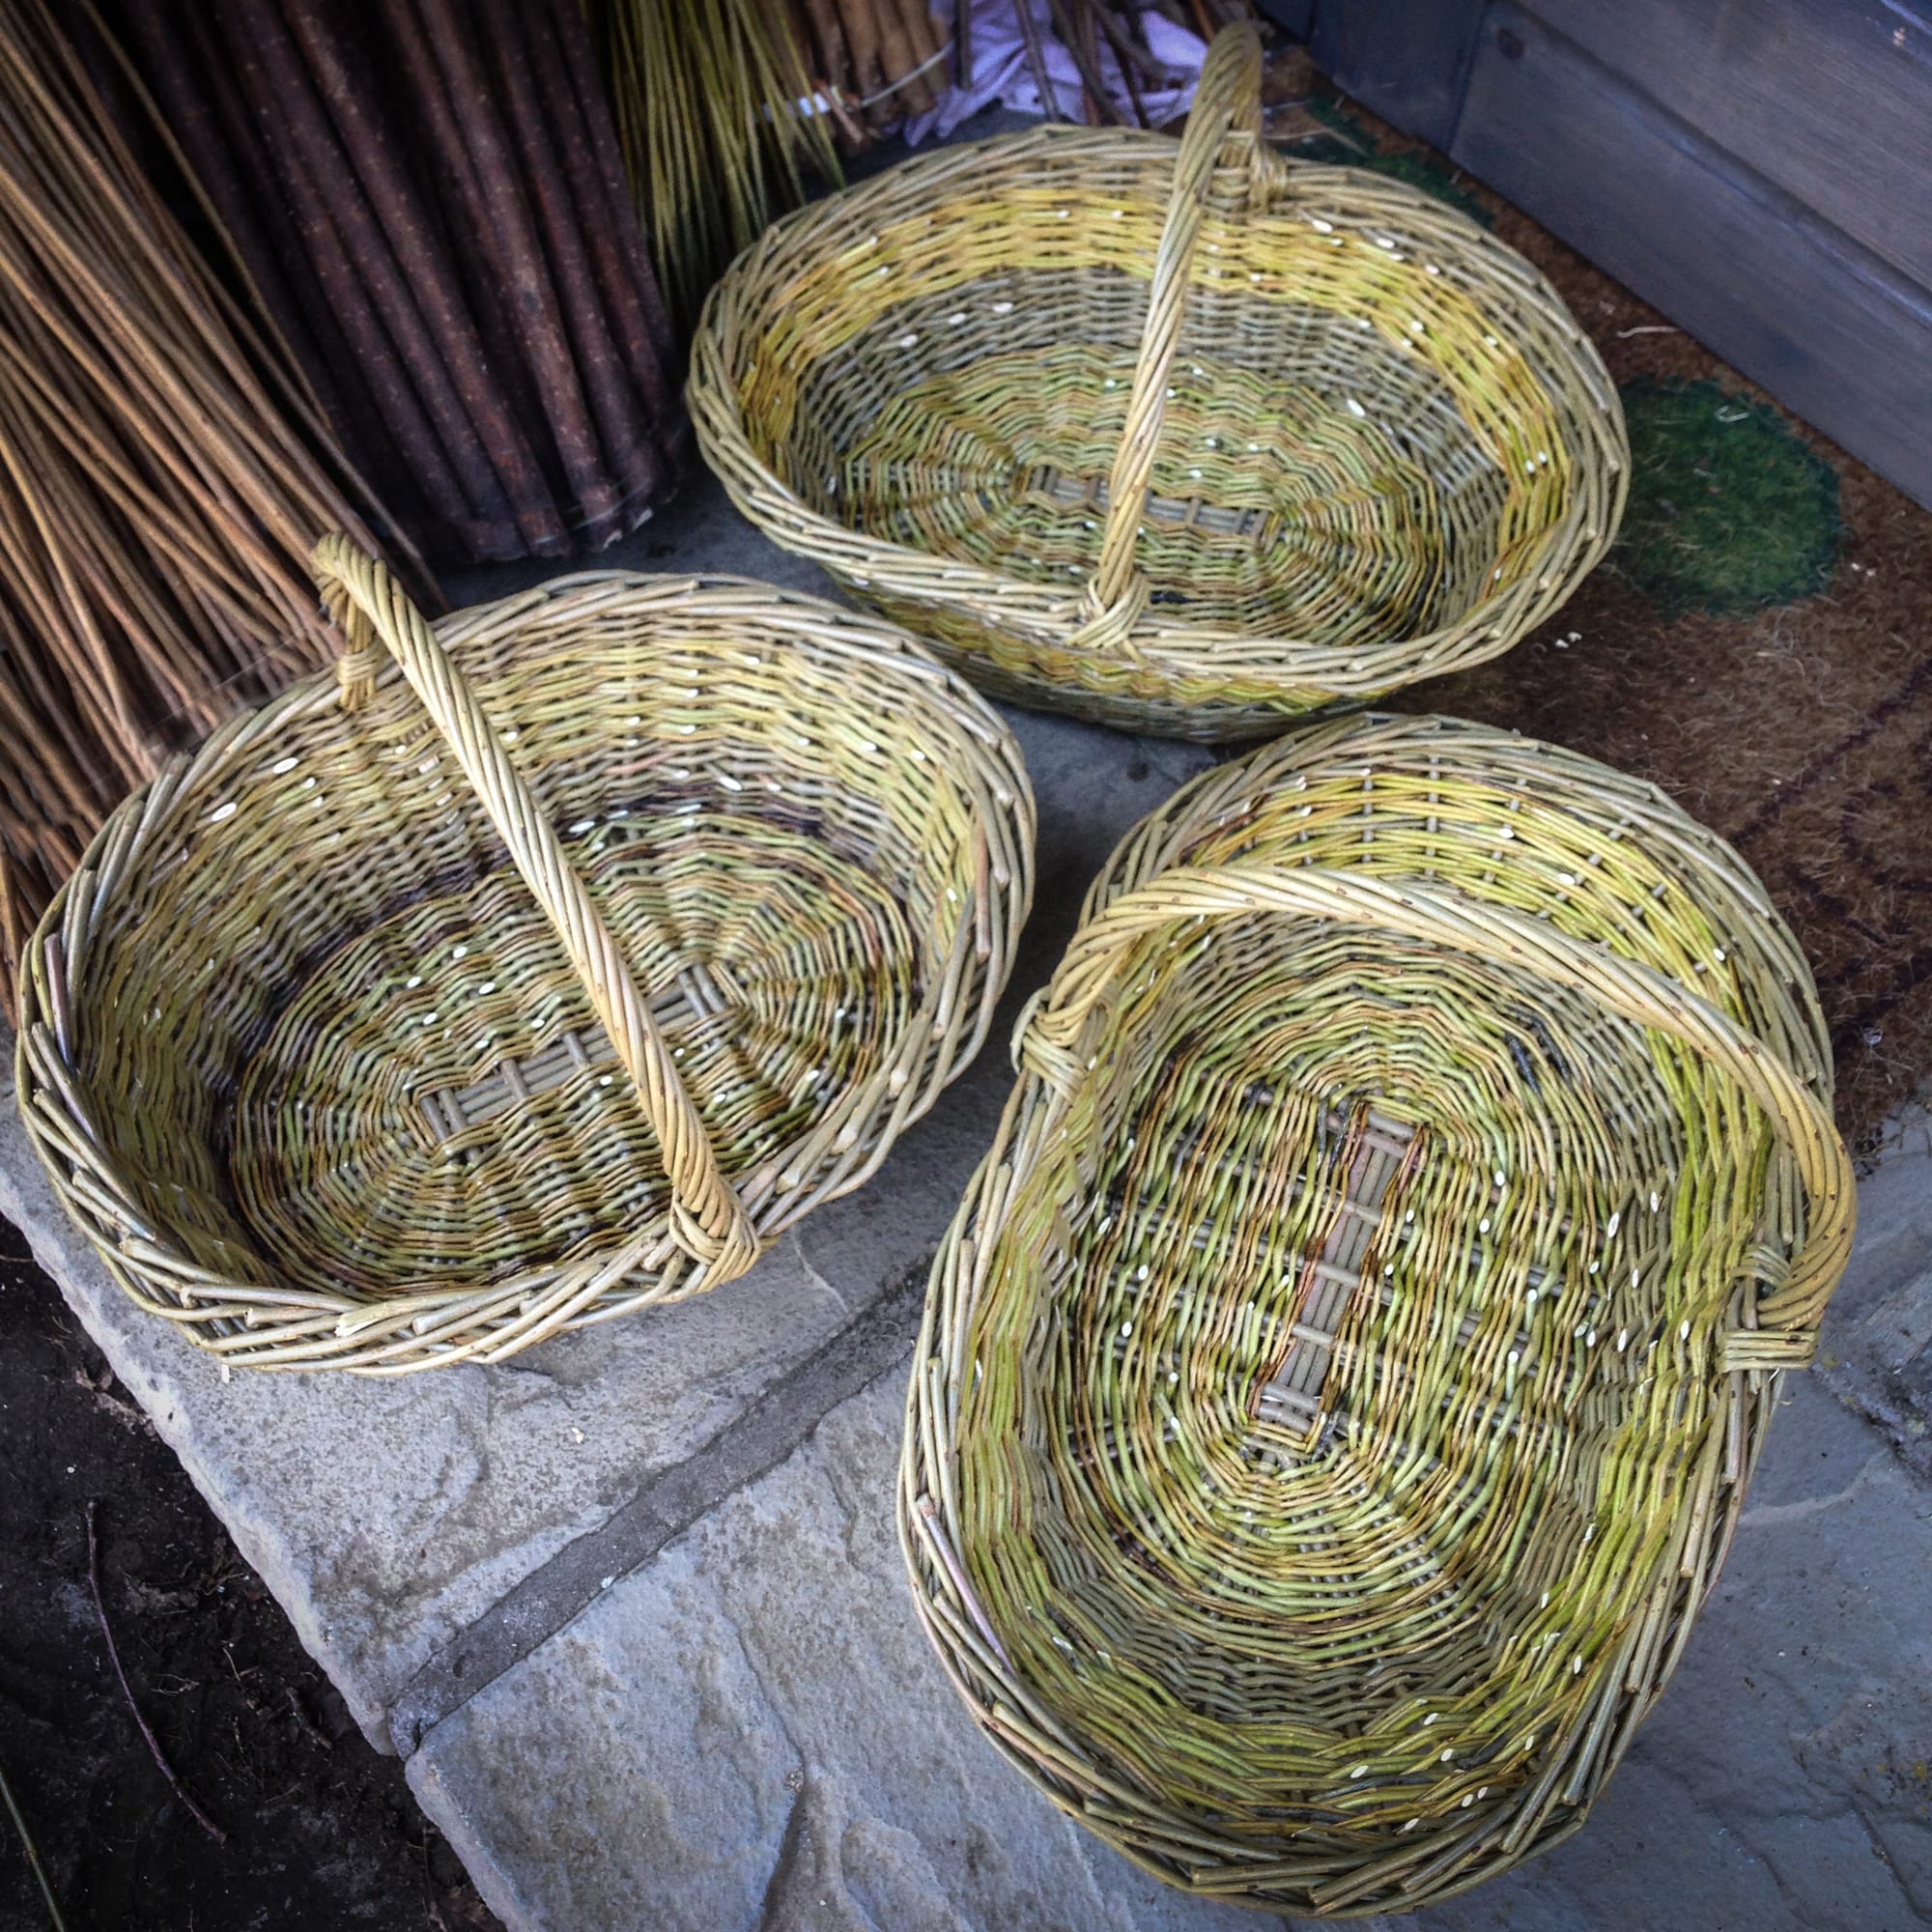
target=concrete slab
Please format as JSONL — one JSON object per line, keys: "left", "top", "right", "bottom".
{"left": 1816, "top": 1099, "right": 1932, "bottom": 1481}
{"left": 408, "top": 1374, "right": 1259, "bottom": 1932}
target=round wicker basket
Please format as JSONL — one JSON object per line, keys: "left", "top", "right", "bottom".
{"left": 693, "top": 27, "right": 1628, "bottom": 740}
{"left": 901, "top": 712, "right": 1852, "bottom": 1913}
{"left": 14, "top": 539, "right": 1034, "bottom": 1374}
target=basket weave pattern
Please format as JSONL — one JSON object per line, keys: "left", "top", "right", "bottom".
{"left": 901, "top": 713, "right": 1852, "bottom": 1912}
{"left": 16, "top": 541, "right": 1034, "bottom": 1373}
{"left": 694, "top": 28, "right": 1628, "bottom": 739}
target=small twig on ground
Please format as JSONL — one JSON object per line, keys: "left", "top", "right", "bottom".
{"left": 1013, "top": 0, "right": 1063, "bottom": 118}
{"left": 286, "top": 1688, "right": 333, "bottom": 1752}
{"left": 0, "top": 1755, "right": 66, "bottom": 1930}
{"left": 85, "top": 1501, "right": 227, "bottom": 1844}
{"left": 1615, "top": 324, "right": 1680, "bottom": 338}
{"left": 412, "top": 1834, "right": 450, "bottom": 1931}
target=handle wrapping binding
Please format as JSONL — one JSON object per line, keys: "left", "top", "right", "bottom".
{"left": 1015, "top": 859, "right": 1852, "bottom": 1357}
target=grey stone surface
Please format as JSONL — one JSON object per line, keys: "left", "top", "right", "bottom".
{"left": 1816, "top": 1101, "right": 1932, "bottom": 1481}
{"left": 409, "top": 1374, "right": 1259, "bottom": 1932}
{"left": 1415, "top": 1374, "right": 1932, "bottom": 1932}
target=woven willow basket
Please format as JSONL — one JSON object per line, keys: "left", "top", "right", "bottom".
{"left": 14, "top": 539, "right": 1033, "bottom": 1375}
{"left": 692, "top": 27, "right": 1627, "bottom": 741}
{"left": 902, "top": 712, "right": 1853, "bottom": 1913}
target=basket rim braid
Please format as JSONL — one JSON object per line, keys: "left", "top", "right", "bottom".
{"left": 901, "top": 712, "right": 1852, "bottom": 1914}
{"left": 692, "top": 27, "right": 1629, "bottom": 740}
{"left": 14, "top": 538, "right": 1035, "bottom": 1375}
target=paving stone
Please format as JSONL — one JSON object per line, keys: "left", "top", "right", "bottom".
{"left": 405, "top": 1363, "right": 1932, "bottom": 1932}
{"left": 408, "top": 1373, "right": 1259, "bottom": 1932}
{"left": 1816, "top": 1098, "right": 1932, "bottom": 1479}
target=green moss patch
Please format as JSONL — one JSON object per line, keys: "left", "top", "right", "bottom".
{"left": 1612, "top": 379, "right": 1841, "bottom": 615}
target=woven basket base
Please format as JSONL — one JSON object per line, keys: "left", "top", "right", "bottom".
{"left": 233, "top": 811, "right": 918, "bottom": 1298}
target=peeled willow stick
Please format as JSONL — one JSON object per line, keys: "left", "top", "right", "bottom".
{"left": 832, "top": 0, "right": 891, "bottom": 130}
{"left": 794, "top": 0, "right": 873, "bottom": 154}
{"left": 885, "top": 0, "right": 935, "bottom": 112}
{"left": 0, "top": 0, "right": 417, "bottom": 1016}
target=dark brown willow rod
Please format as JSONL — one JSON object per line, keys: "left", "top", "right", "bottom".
{"left": 0, "top": 0, "right": 416, "bottom": 1016}
{"left": 102, "top": 0, "right": 685, "bottom": 566}
{"left": 478, "top": 0, "right": 672, "bottom": 542}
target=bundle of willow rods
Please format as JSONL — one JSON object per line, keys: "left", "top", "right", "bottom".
{"left": 593, "top": 0, "right": 1254, "bottom": 342}
{"left": 596, "top": 0, "right": 847, "bottom": 334}
{"left": 962, "top": 0, "right": 1215, "bottom": 130}
{"left": 0, "top": 0, "right": 412, "bottom": 1017}
{"left": 104, "top": 0, "right": 684, "bottom": 566}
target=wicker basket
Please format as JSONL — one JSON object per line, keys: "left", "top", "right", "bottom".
{"left": 14, "top": 538, "right": 1033, "bottom": 1375}
{"left": 901, "top": 712, "right": 1852, "bottom": 1913}
{"left": 692, "top": 27, "right": 1627, "bottom": 741}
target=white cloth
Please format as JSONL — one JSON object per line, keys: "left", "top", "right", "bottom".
{"left": 904, "top": 2, "right": 1208, "bottom": 142}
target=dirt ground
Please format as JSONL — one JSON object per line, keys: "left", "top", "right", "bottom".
{"left": 0, "top": 1221, "right": 500, "bottom": 1932}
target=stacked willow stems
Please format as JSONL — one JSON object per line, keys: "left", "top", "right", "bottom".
{"left": 595, "top": 0, "right": 845, "bottom": 334}
{"left": 0, "top": 0, "right": 408, "bottom": 1017}
{"left": 105, "top": 0, "right": 685, "bottom": 565}
{"left": 596, "top": 0, "right": 1239, "bottom": 338}
{"left": 959, "top": 0, "right": 1244, "bottom": 131}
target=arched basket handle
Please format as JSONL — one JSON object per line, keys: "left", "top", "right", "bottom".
{"left": 1071, "top": 23, "right": 1268, "bottom": 657}
{"left": 314, "top": 533, "right": 759, "bottom": 1285}
{"left": 1013, "top": 861, "right": 1854, "bottom": 1362}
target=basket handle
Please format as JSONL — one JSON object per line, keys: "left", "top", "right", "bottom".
{"left": 1070, "top": 23, "right": 1267, "bottom": 657}
{"left": 312, "top": 535, "right": 760, "bottom": 1286}
{"left": 1014, "top": 862, "right": 1853, "bottom": 1360}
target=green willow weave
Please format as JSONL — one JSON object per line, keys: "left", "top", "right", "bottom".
{"left": 16, "top": 542, "right": 1034, "bottom": 1374}
{"left": 902, "top": 712, "right": 1852, "bottom": 1913}
{"left": 694, "top": 27, "right": 1628, "bottom": 740}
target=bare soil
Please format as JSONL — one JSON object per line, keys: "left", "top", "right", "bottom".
{"left": 0, "top": 1222, "right": 500, "bottom": 1932}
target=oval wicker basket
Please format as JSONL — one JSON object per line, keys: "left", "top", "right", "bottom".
{"left": 693, "top": 27, "right": 1628, "bottom": 741}
{"left": 901, "top": 712, "right": 1853, "bottom": 1913}
{"left": 14, "top": 539, "right": 1034, "bottom": 1375}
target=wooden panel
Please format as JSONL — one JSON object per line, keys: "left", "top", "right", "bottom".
{"left": 1307, "top": 0, "right": 1487, "bottom": 148}
{"left": 1528, "top": 0, "right": 1932, "bottom": 291}
{"left": 1450, "top": 5, "right": 1932, "bottom": 513}
{"left": 1253, "top": 0, "right": 1316, "bottom": 41}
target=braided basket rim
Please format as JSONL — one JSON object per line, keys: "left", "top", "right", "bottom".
{"left": 691, "top": 116, "right": 1631, "bottom": 728}
{"left": 14, "top": 569, "right": 1036, "bottom": 1375}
